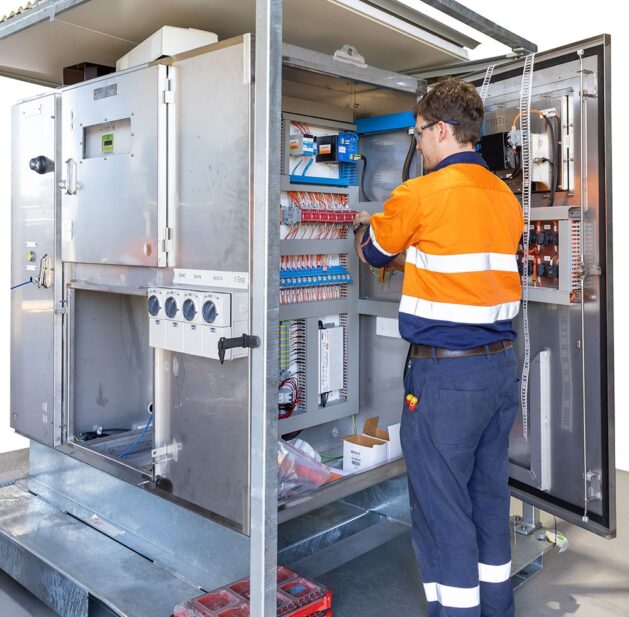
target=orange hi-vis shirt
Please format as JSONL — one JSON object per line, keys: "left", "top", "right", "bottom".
{"left": 363, "top": 153, "right": 523, "bottom": 348}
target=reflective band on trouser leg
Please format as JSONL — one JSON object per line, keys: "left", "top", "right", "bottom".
{"left": 479, "top": 561, "right": 511, "bottom": 583}
{"left": 423, "top": 582, "right": 480, "bottom": 608}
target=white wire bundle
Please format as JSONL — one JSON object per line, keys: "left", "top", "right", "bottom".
{"left": 479, "top": 64, "right": 495, "bottom": 104}
{"left": 518, "top": 53, "right": 536, "bottom": 441}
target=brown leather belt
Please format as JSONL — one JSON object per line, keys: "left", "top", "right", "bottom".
{"left": 410, "top": 340, "right": 513, "bottom": 359}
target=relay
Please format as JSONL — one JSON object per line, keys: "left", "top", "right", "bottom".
{"left": 316, "top": 131, "right": 359, "bottom": 163}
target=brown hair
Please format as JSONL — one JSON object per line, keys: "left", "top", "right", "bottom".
{"left": 414, "top": 79, "right": 483, "bottom": 145}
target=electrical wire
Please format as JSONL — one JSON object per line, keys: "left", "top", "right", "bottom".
{"left": 118, "top": 412, "right": 153, "bottom": 459}
{"left": 402, "top": 134, "right": 416, "bottom": 182}
{"left": 11, "top": 278, "right": 33, "bottom": 290}
{"left": 358, "top": 154, "right": 372, "bottom": 202}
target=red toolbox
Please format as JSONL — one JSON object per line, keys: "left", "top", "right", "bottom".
{"left": 174, "top": 566, "right": 332, "bottom": 617}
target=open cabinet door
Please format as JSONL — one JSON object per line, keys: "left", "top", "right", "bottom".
{"left": 473, "top": 36, "right": 614, "bottom": 537}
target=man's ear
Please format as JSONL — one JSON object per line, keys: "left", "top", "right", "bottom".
{"left": 438, "top": 121, "right": 452, "bottom": 144}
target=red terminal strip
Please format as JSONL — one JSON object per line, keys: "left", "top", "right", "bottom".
{"left": 298, "top": 209, "right": 357, "bottom": 224}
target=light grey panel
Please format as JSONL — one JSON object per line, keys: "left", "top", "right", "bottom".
{"left": 155, "top": 351, "right": 249, "bottom": 531}
{"left": 173, "top": 40, "right": 252, "bottom": 272}
{"left": 61, "top": 65, "right": 167, "bottom": 266}
{"left": 72, "top": 290, "right": 153, "bottom": 437}
{"left": 11, "top": 94, "right": 59, "bottom": 445}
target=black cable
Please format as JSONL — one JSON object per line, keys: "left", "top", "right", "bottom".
{"left": 544, "top": 115, "right": 558, "bottom": 207}
{"left": 359, "top": 154, "right": 372, "bottom": 202}
{"left": 402, "top": 134, "right": 417, "bottom": 182}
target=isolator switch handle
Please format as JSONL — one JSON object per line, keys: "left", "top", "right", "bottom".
{"left": 218, "top": 334, "right": 260, "bottom": 364}
{"left": 29, "top": 155, "right": 54, "bottom": 174}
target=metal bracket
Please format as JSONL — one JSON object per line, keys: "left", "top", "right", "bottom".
{"left": 152, "top": 439, "right": 182, "bottom": 464}
{"left": 513, "top": 503, "right": 542, "bottom": 536}
{"left": 161, "top": 226, "right": 174, "bottom": 257}
{"left": 54, "top": 300, "right": 67, "bottom": 316}
{"left": 586, "top": 470, "right": 602, "bottom": 502}
{"left": 333, "top": 44, "right": 367, "bottom": 69}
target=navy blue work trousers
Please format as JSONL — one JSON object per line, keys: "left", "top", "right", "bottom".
{"left": 401, "top": 346, "right": 519, "bottom": 617}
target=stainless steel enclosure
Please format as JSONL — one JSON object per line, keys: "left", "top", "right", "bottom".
{"left": 11, "top": 93, "right": 62, "bottom": 446}
{"left": 3, "top": 2, "right": 616, "bottom": 615}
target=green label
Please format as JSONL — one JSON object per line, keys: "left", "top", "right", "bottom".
{"left": 101, "top": 133, "right": 114, "bottom": 154}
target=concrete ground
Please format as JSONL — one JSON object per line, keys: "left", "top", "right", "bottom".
{"left": 0, "top": 449, "right": 626, "bottom": 616}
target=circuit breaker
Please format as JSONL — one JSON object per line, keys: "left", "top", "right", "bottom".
{"left": 148, "top": 287, "right": 248, "bottom": 360}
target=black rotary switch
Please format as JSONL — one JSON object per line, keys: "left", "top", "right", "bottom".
{"left": 147, "top": 294, "right": 160, "bottom": 317}
{"left": 202, "top": 300, "right": 217, "bottom": 324}
{"left": 182, "top": 298, "right": 197, "bottom": 322}
{"left": 164, "top": 296, "right": 178, "bottom": 319}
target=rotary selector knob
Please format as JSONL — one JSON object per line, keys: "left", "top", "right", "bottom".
{"left": 147, "top": 295, "right": 161, "bottom": 317}
{"left": 182, "top": 298, "right": 197, "bottom": 322}
{"left": 164, "top": 296, "right": 178, "bottom": 319}
{"left": 202, "top": 300, "right": 217, "bottom": 324}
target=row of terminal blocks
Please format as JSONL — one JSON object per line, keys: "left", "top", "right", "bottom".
{"left": 279, "top": 265, "right": 352, "bottom": 289}
{"left": 281, "top": 206, "right": 357, "bottom": 226}
{"left": 147, "top": 287, "right": 248, "bottom": 361}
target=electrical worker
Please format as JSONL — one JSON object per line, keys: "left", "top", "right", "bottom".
{"left": 353, "top": 79, "right": 523, "bottom": 617}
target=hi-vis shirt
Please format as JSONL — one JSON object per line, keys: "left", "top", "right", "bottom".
{"left": 361, "top": 151, "right": 523, "bottom": 350}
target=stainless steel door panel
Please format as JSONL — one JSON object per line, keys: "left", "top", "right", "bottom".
{"left": 153, "top": 38, "right": 253, "bottom": 532}
{"left": 61, "top": 66, "right": 167, "bottom": 266}
{"left": 171, "top": 41, "right": 251, "bottom": 272}
{"left": 11, "top": 94, "right": 59, "bottom": 444}
{"left": 478, "top": 38, "right": 614, "bottom": 536}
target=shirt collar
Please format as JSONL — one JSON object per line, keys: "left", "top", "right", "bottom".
{"left": 431, "top": 150, "right": 488, "bottom": 172}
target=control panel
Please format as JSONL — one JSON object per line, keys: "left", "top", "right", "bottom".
{"left": 147, "top": 287, "right": 248, "bottom": 361}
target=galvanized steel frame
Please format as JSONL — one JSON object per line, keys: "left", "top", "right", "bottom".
{"left": 249, "top": 0, "right": 282, "bottom": 614}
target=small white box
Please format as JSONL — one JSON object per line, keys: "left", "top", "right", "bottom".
{"left": 116, "top": 26, "right": 218, "bottom": 71}
{"left": 343, "top": 417, "right": 402, "bottom": 472}
{"left": 318, "top": 326, "right": 344, "bottom": 394}
{"left": 183, "top": 323, "right": 203, "bottom": 356}
{"left": 149, "top": 318, "right": 165, "bottom": 349}
{"left": 343, "top": 432, "right": 388, "bottom": 472}
{"left": 165, "top": 320, "right": 184, "bottom": 353}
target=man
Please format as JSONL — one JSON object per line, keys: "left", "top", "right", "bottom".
{"left": 353, "top": 79, "right": 523, "bottom": 617}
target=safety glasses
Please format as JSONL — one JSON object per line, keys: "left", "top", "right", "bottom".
{"left": 413, "top": 119, "right": 460, "bottom": 141}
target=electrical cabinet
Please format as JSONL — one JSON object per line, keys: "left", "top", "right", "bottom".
{"left": 7, "top": 19, "right": 614, "bottom": 617}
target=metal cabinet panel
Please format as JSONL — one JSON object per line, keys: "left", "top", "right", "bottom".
{"left": 477, "top": 38, "right": 615, "bottom": 537}
{"left": 61, "top": 65, "right": 168, "bottom": 267}
{"left": 153, "top": 38, "right": 253, "bottom": 532}
{"left": 11, "top": 94, "right": 60, "bottom": 445}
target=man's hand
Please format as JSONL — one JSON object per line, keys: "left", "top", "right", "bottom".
{"left": 354, "top": 225, "right": 368, "bottom": 264}
{"left": 353, "top": 210, "right": 371, "bottom": 228}
{"left": 352, "top": 211, "right": 371, "bottom": 265}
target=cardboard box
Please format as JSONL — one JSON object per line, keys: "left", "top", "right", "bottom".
{"left": 343, "top": 417, "right": 403, "bottom": 472}
{"left": 343, "top": 432, "right": 388, "bottom": 472}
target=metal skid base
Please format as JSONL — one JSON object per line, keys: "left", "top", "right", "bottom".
{"left": 0, "top": 447, "right": 554, "bottom": 617}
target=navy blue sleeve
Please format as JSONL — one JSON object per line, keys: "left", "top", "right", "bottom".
{"left": 360, "top": 225, "right": 396, "bottom": 268}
